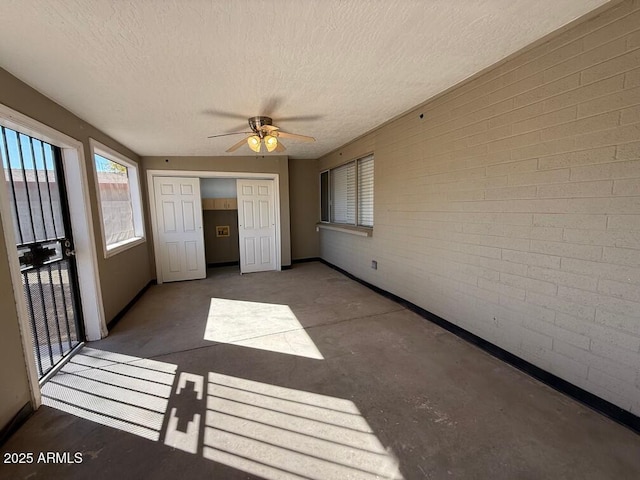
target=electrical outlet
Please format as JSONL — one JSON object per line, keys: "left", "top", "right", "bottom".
{"left": 371, "top": 260, "right": 378, "bottom": 270}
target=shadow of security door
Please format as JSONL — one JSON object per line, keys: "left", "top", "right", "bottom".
{"left": 1, "top": 126, "right": 84, "bottom": 380}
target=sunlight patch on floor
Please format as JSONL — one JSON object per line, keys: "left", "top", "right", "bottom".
{"left": 204, "top": 298, "right": 324, "bottom": 360}
{"left": 41, "top": 348, "right": 177, "bottom": 441}
{"left": 204, "top": 372, "right": 404, "bottom": 480}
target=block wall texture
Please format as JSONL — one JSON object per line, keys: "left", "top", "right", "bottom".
{"left": 318, "top": 0, "right": 640, "bottom": 415}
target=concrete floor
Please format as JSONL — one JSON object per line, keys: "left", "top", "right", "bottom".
{"left": 1, "top": 262, "right": 639, "bottom": 479}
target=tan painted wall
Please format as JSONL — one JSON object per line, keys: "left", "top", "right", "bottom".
{"left": 318, "top": 1, "right": 640, "bottom": 415}
{"left": 289, "top": 158, "right": 320, "bottom": 260}
{"left": 142, "top": 156, "right": 292, "bottom": 273}
{"left": 0, "top": 68, "right": 152, "bottom": 430}
{"left": 0, "top": 221, "right": 31, "bottom": 431}
{"left": 203, "top": 210, "right": 240, "bottom": 263}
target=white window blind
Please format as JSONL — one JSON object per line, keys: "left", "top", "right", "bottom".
{"left": 358, "top": 155, "right": 374, "bottom": 227}
{"left": 330, "top": 162, "right": 356, "bottom": 224}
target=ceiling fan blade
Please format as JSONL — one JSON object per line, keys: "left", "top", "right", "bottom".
{"left": 226, "top": 137, "right": 248, "bottom": 152}
{"left": 261, "top": 97, "right": 283, "bottom": 117}
{"left": 208, "top": 131, "right": 251, "bottom": 139}
{"left": 276, "top": 131, "right": 316, "bottom": 143}
{"left": 275, "top": 141, "right": 286, "bottom": 152}
{"left": 277, "top": 114, "right": 323, "bottom": 122}
{"left": 203, "top": 109, "right": 249, "bottom": 121}
{"left": 261, "top": 125, "right": 279, "bottom": 132}
{"left": 227, "top": 123, "right": 250, "bottom": 132}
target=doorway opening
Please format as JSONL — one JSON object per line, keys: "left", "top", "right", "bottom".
{"left": 201, "top": 178, "right": 239, "bottom": 269}
{"left": 0, "top": 104, "right": 106, "bottom": 410}
{"left": 0, "top": 126, "right": 84, "bottom": 380}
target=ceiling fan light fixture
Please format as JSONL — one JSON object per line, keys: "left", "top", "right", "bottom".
{"left": 264, "top": 135, "right": 278, "bottom": 152}
{"left": 209, "top": 116, "right": 315, "bottom": 152}
{"left": 247, "top": 135, "right": 261, "bottom": 153}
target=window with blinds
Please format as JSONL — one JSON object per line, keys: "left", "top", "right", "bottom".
{"left": 321, "top": 154, "right": 374, "bottom": 228}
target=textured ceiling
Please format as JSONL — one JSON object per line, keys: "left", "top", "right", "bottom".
{"left": 0, "top": 0, "right": 610, "bottom": 159}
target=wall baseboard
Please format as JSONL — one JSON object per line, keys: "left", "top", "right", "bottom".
{"left": 207, "top": 261, "right": 239, "bottom": 268}
{"left": 107, "top": 280, "right": 155, "bottom": 331}
{"left": 0, "top": 402, "right": 33, "bottom": 447}
{"left": 286, "top": 257, "right": 322, "bottom": 270}
{"left": 292, "top": 257, "right": 321, "bottom": 264}
{"left": 206, "top": 258, "right": 320, "bottom": 270}
{"left": 318, "top": 258, "right": 640, "bottom": 435}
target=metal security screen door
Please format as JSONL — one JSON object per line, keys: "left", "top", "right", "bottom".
{"left": 1, "top": 126, "right": 84, "bottom": 380}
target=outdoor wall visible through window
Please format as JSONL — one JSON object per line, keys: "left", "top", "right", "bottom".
{"left": 95, "top": 154, "right": 134, "bottom": 244}
{"left": 91, "top": 139, "right": 144, "bottom": 256}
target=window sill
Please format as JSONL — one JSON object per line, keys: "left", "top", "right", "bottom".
{"left": 104, "top": 236, "right": 146, "bottom": 258}
{"left": 316, "top": 223, "right": 373, "bottom": 237}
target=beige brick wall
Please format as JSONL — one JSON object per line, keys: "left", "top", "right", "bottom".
{"left": 318, "top": 0, "right": 640, "bottom": 415}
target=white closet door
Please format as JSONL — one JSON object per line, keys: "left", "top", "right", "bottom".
{"left": 154, "top": 177, "right": 206, "bottom": 282}
{"left": 236, "top": 179, "right": 277, "bottom": 274}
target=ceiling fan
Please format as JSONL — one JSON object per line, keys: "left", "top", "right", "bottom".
{"left": 208, "top": 116, "right": 315, "bottom": 153}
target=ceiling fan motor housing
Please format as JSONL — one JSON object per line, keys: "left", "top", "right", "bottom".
{"left": 249, "top": 116, "right": 273, "bottom": 137}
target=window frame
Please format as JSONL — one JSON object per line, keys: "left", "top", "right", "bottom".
{"left": 320, "top": 170, "right": 330, "bottom": 223}
{"left": 319, "top": 153, "right": 374, "bottom": 234}
{"left": 90, "top": 139, "right": 145, "bottom": 258}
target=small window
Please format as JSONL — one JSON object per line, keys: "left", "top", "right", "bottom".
{"left": 90, "top": 139, "right": 145, "bottom": 257}
{"left": 320, "top": 154, "right": 374, "bottom": 228}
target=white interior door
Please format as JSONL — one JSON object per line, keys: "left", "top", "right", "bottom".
{"left": 153, "top": 177, "right": 206, "bottom": 282}
{"left": 237, "top": 179, "right": 277, "bottom": 274}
